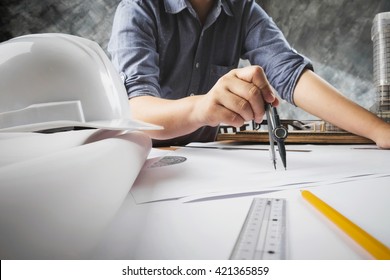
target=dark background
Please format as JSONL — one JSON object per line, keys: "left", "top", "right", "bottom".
{"left": 1, "top": 0, "right": 389, "bottom": 119}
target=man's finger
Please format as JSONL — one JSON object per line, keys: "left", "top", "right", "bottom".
{"left": 234, "top": 66, "right": 277, "bottom": 104}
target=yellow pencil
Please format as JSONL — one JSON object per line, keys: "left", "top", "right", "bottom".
{"left": 301, "top": 190, "right": 390, "bottom": 260}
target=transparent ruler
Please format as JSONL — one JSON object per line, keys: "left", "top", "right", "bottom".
{"left": 230, "top": 197, "right": 286, "bottom": 260}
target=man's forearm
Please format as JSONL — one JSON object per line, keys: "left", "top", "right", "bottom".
{"left": 128, "top": 66, "right": 278, "bottom": 141}
{"left": 129, "top": 95, "right": 204, "bottom": 140}
{"left": 293, "top": 70, "right": 389, "bottom": 143}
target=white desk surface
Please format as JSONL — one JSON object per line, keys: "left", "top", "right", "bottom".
{"left": 90, "top": 144, "right": 390, "bottom": 260}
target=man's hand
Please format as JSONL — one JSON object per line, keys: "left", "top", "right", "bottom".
{"left": 193, "top": 65, "right": 278, "bottom": 127}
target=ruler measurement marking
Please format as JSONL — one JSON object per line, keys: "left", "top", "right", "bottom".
{"left": 230, "top": 198, "right": 286, "bottom": 260}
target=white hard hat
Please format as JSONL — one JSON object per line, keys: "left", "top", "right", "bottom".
{"left": 0, "top": 33, "right": 161, "bottom": 132}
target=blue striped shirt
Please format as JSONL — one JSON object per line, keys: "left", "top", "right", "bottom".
{"left": 108, "top": 0, "right": 312, "bottom": 145}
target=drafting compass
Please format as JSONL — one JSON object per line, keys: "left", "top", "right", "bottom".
{"left": 265, "top": 104, "right": 288, "bottom": 169}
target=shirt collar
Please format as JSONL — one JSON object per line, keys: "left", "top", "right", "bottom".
{"left": 163, "top": 0, "right": 187, "bottom": 14}
{"left": 220, "top": 0, "right": 234, "bottom": 17}
{"left": 163, "top": 0, "right": 234, "bottom": 17}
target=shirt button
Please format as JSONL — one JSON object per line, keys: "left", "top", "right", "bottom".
{"left": 120, "top": 72, "right": 127, "bottom": 82}
{"left": 195, "top": 62, "right": 200, "bottom": 69}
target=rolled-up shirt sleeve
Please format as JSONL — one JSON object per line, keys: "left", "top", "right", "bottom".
{"left": 242, "top": 4, "right": 313, "bottom": 105}
{"left": 108, "top": 1, "right": 161, "bottom": 99}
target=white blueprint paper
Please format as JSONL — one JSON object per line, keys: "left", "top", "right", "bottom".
{"left": 131, "top": 144, "right": 390, "bottom": 203}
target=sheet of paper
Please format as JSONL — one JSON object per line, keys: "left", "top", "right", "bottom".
{"left": 131, "top": 144, "right": 390, "bottom": 203}
{"left": 94, "top": 176, "right": 390, "bottom": 259}
{"left": 0, "top": 130, "right": 152, "bottom": 259}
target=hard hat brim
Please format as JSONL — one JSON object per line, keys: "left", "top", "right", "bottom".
{"left": 0, "top": 119, "right": 163, "bottom": 133}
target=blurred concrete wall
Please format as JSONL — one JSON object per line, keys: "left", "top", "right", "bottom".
{"left": 0, "top": 0, "right": 119, "bottom": 50}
